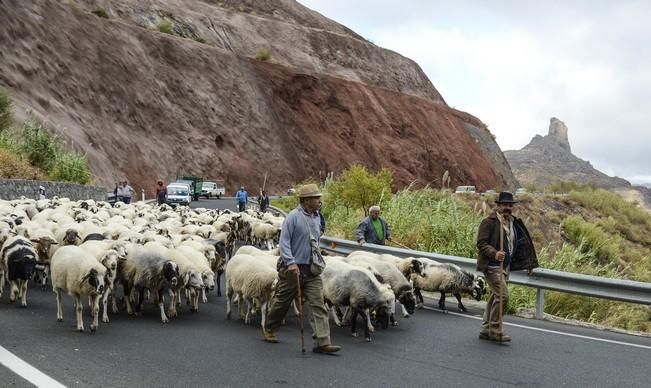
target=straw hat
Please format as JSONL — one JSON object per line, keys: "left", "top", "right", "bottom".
{"left": 297, "top": 183, "right": 322, "bottom": 198}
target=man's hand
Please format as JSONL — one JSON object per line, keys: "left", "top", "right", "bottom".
{"left": 527, "top": 267, "right": 534, "bottom": 276}
{"left": 358, "top": 240, "right": 366, "bottom": 246}
{"left": 495, "top": 251, "right": 505, "bottom": 262}
{"left": 287, "top": 263, "right": 299, "bottom": 273}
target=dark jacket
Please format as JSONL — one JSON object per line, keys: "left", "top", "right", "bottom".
{"left": 258, "top": 195, "right": 269, "bottom": 212}
{"left": 476, "top": 211, "right": 538, "bottom": 273}
{"left": 355, "top": 216, "right": 390, "bottom": 245}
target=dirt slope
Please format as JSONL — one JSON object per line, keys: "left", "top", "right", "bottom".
{"left": 0, "top": 0, "right": 515, "bottom": 195}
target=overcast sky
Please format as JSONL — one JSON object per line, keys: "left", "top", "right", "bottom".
{"left": 299, "top": 1, "right": 651, "bottom": 184}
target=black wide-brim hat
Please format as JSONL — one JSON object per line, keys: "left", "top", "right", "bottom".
{"left": 495, "top": 191, "right": 517, "bottom": 204}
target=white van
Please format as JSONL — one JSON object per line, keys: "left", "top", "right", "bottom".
{"left": 166, "top": 183, "right": 192, "bottom": 207}
{"left": 455, "top": 185, "right": 476, "bottom": 194}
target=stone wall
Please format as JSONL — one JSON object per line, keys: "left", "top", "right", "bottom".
{"left": 0, "top": 179, "right": 107, "bottom": 201}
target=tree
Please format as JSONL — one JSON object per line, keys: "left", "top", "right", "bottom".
{"left": 327, "top": 164, "right": 393, "bottom": 216}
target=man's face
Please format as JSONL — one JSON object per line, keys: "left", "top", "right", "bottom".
{"left": 304, "top": 197, "right": 321, "bottom": 212}
{"left": 497, "top": 202, "right": 514, "bottom": 216}
{"left": 370, "top": 209, "right": 380, "bottom": 219}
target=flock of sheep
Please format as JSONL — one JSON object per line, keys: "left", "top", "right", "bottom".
{"left": 0, "top": 197, "right": 486, "bottom": 342}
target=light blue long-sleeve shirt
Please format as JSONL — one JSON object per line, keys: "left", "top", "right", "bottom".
{"left": 235, "top": 190, "right": 248, "bottom": 203}
{"left": 280, "top": 205, "right": 321, "bottom": 266}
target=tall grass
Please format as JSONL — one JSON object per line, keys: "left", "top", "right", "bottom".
{"left": 0, "top": 89, "right": 12, "bottom": 132}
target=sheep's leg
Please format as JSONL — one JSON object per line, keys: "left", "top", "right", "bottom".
{"left": 201, "top": 287, "right": 207, "bottom": 303}
{"left": 158, "top": 289, "right": 169, "bottom": 323}
{"left": 167, "top": 289, "right": 177, "bottom": 318}
{"left": 225, "top": 284, "right": 233, "bottom": 319}
{"left": 244, "top": 299, "right": 252, "bottom": 324}
{"left": 454, "top": 293, "right": 467, "bottom": 312}
{"left": 74, "top": 293, "right": 84, "bottom": 332}
{"left": 365, "top": 308, "right": 375, "bottom": 333}
{"left": 0, "top": 270, "right": 5, "bottom": 298}
{"left": 390, "top": 313, "right": 398, "bottom": 327}
{"left": 102, "top": 286, "right": 112, "bottom": 323}
{"left": 20, "top": 279, "right": 28, "bottom": 307}
{"left": 351, "top": 308, "right": 359, "bottom": 337}
{"left": 185, "top": 288, "right": 192, "bottom": 306}
{"left": 193, "top": 289, "right": 199, "bottom": 312}
{"left": 111, "top": 288, "right": 120, "bottom": 313}
{"left": 90, "top": 294, "right": 100, "bottom": 332}
{"left": 135, "top": 287, "right": 145, "bottom": 316}
{"left": 400, "top": 303, "right": 410, "bottom": 318}
{"left": 41, "top": 264, "right": 49, "bottom": 290}
{"left": 9, "top": 280, "right": 18, "bottom": 303}
{"left": 414, "top": 287, "right": 424, "bottom": 307}
{"left": 260, "top": 301, "right": 268, "bottom": 329}
{"left": 124, "top": 285, "right": 133, "bottom": 315}
{"left": 359, "top": 309, "right": 372, "bottom": 342}
{"left": 438, "top": 293, "right": 447, "bottom": 310}
{"left": 55, "top": 288, "right": 63, "bottom": 321}
{"left": 330, "top": 306, "right": 343, "bottom": 327}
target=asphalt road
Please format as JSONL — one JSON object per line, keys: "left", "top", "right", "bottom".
{"left": 1, "top": 199, "right": 650, "bottom": 387}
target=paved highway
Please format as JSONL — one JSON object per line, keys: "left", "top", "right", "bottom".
{"left": 1, "top": 199, "right": 650, "bottom": 387}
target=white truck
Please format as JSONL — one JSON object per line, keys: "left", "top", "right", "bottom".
{"left": 166, "top": 183, "right": 192, "bottom": 207}
{"left": 201, "top": 181, "right": 225, "bottom": 199}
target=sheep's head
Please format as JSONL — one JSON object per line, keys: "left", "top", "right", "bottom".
{"left": 101, "top": 250, "right": 119, "bottom": 273}
{"left": 82, "top": 268, "right": 105, "bottom": 295}
{"left": 409, "top": 258, "right": 426, "bottom": 277}
{"left": 163, "top": 261, "right": 179, "bottom": 287}
{"left": 202, "top": 271, "right": 215, "bottom": 291}
{"left": 472, "top": 275, "right": 487, "bottom": 301}
{"left": 398, "top": 290, "right": 416, "bottom": 315}
{"left": 63, "top": 229, "right": 80, "bottom": 245}
{"left": 30, "top": 236, "right": 58, "bottom": 258}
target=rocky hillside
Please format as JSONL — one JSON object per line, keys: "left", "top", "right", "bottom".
{"left": 505, "top": 118, "right": 650, "bottom": 207}
{"left": 0, "top": 0, "right": 517, "bottom": 195}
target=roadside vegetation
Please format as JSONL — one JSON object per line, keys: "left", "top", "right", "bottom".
{"left": 274, "top": 168, "right": 651, "bottom": 332}
{"left": 0, "top": 89, "right": 93, "bottom": 184}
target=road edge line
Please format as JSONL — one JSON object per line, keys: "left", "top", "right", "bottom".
{"left": 0, "top": 345, "right": 67, "bottom": 388}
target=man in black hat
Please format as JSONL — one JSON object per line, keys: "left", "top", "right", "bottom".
{"left": 476, "top": 191, "right": 538, "bottom": 343}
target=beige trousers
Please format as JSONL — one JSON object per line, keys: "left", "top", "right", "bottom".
{"left": 481, "top": 266, "right": 509, "bottom": 336}
{"left": 265, "top": 268, "right": 331, "bottom": 347}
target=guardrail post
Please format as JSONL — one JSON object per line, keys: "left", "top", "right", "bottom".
{"left": 141, "top": 189, "right": 145, "bottom": 202}
{"left": 535, "top": 288, "right": 545, "bottom": 319}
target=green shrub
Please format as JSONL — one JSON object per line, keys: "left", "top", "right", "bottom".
{"left": 157, "top": 18, "right": 174, "bottom": 34}
{"left": 20, "top": 122, "right": 61, "bottom": 172}
{"left": 255, "top": 48, "right": 271, "bottom": 61}
{"left": 0, "top": 89, "right": 12, "bottom": 133}
{"left": 271, "top": 195, "right": 299, "bottom": 212}
{"left": 49, "top": 151, "right": 92, "bottom": 184}
{"left": 193, "top": 36, "right": 207, "bottom": 44}
{"left": 91, "top": 8, "right": 109, "bottom": 18}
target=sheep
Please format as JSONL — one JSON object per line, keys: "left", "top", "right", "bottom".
{"left": 50, "top": 246, "right": 107, "bottom": 332}
{"left": 26, "top": 228, "right": 59, "bottom": 289}
{"left": 176, "top": 245, "right": 216, "bottom": 306}
{"left": 411, "top": 258, "right": 486, "bottom": 312}
{"left": 79, "top": 241, "right": 121, "bottom": 323}
{"left": 120, "top": 247, "right": 180, "bottom": 323}
{"left": 344, "top": 251, "right": 418, "bottom": 323}
{"left": 225, "top": 253, "right": 277, "bottom": 327}
{"left": 0, "top": 236, "right": 38, "bottom": 307}
{"left": 141, "top": 242, "right": 202, "bottom": 317}
{"left": 321, "top": 258, "right": 394, "bottom": 341}
{"left": 251, "top": 222, "right": 281, "bottom": 250}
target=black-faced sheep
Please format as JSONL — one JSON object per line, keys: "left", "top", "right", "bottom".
{"left": 412, "top": 258, "right": 486, "bottom": 312}
{"left": 0, "top": 236, "right": 38, "bottom": 307}
{"left": 50, "top": 246, "right": 107, "bottom": 332}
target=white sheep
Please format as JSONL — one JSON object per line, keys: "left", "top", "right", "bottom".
{"left": 80, "top": 241, "right": 121, "bottom": 323}
{"left": 345, "top": 251, "right": 418, "bottom": 323}
{"left": 411, "top": 258, "right": 486, "bottom": 312}
{"left": 225, "top": 253, "right": 278, "bottom": 327}
{"left": 50, "top": 246, "right": 107, "bottom": 332}
{"left": 321, "top": 258, "right": 394, "bottom": 341}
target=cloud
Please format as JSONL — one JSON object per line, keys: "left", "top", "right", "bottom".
{"left": 299, "top": 0, "right": 651, "bottom": 181}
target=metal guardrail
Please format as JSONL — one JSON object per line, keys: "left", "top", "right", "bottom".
{"left": 319, "top": 236, "right": 651, "bottom": 319}
{"left": 247, "top": 199, "right": 288, "bottom": 217}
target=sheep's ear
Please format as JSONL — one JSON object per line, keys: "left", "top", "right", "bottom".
{"left": 30, "top": 239, "right": 39, "bottom": 243}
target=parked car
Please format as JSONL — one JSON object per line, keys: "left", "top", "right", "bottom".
{"left": 166, "top": 183, "right": 192, "bottom": 207}
{"left": 201, "top": 182, "right": 219, "bottom": 199}
{"left": 455, "top": 185, "right": 476, "bottom": 194}
{"left": 176, "top": 175, "right": 203, "bottom": 201}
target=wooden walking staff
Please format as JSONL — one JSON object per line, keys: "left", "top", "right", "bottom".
{"left": 295, "top": 272, "right": 306, "bottom": 353}
{"left": 498, "top": 219, "right": 505, "bottom": 342}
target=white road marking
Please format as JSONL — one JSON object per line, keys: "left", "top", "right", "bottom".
{"left": 421, "top": 306, "right": 651, "bottom": 351}
{"left": 0, "top": 345, "right": 67, "bottom": 388}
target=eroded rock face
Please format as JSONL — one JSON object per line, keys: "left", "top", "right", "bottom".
{"left": 0, "top": 0, "right": 515, "bottom": 195}
{"left": 548, "top": 117, "right": 571, "bottom": 152}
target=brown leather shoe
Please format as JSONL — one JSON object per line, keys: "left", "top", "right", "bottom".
{"left": 489, "top": 334, "right": 511, "bottom": 343}
{"left": 262, "top": 327, "right": 278, "bottom": 343}
{"left": 478, "top": 332, "right": 490, "bottom": 340}
{"left": 312, "top": 344, "right": 341, "bottom": 354}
